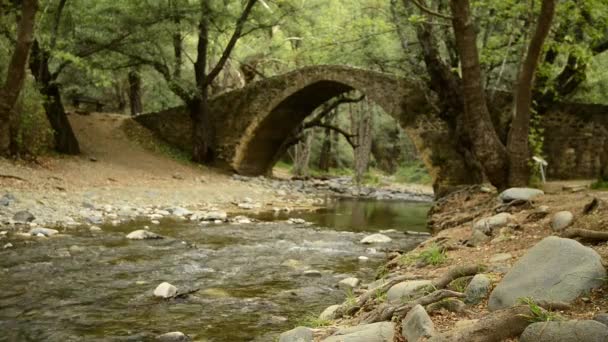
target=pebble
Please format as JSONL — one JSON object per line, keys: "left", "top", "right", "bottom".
{"left": 157, "top": 331, "right": 190, "bottom": 342}
{"left": 303, "top": 270, "right": 322, "bottom": 277}
{"left": 28, "top": 228, "right": 59, "bottom": 237}
{"left": 126, "top": 230, "right": 163, "bottom": 240}
{"left": 3, "top": 243, "right": 13, "bottom": 249}
{"left": 360, "top": 233, "right": 392, "bottom": 244}
{"left": 154, "top": 282, "right": 177, "bottom": 298}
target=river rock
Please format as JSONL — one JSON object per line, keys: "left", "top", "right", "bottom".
{"left": 202, "top": 211, "right": 227, "bottom": 221}
{"left": 402, "top": 304, "right": 435, "bottom": 342}
{"left": 319, "top": 304, "right": 341, "bottom": 320}
{"left": 467, "top": 230, "right": 490, "bottom": 247}
{"left": 464, "top": 274, "right": 491, "bottom": 305}
{"left": 3, "top": 242, "right": 13, "bottom": 249}
{"left": 520, "top": 320, "right": 608, "bottom": 342}
{"left": 488, "top": 236, "right": 606, "bottom": 310}
{"left": 287, "top": 218, "right": 306, "bottom": 224}
{"left": 473, "top": 213, "right": 513, "bottom": 234}
{"left": 426, "top": 298, "right": 466, "bottom": 314}
{"left": 489, "top": 253, "right": 512, "bottom": 263}
{"left": 154, "top": 282, "right": 177, "bottom": 298}
{"left": 90, "top": 226, "right": 102, "bottom": 232}
{"left": 338, "top": 277, "right": 361, "bottom": 290}
{"left": 126, "top": 230, "right": 163, "bottom": 240}
{"left": 1, "top": 193, "right": 15, "bottom": 206}
{"left": 323, "top": 322, "right": 394, "bottom": 342}
{"left": 551, "top": 211, "right": 574, "bottom": 231}
{"left": 279, "top": 326, "right": 313, "bottom": 342}
{"left": 360, "top": 233, "right": 392, "bottom": 244}
{"left": 170, "top": 207, "right": 191, "bottom": 217}
{"left": 594, "top": 313, "right": 608, "bottom": 326}
{"left": 13, "top": 210, "right": 35, "bottom": 222}
{"left": 28, "top": 228, "right": 59, "bottom": 237}
{"left": 303, "top": 270, "right": 322, "bottom": 277}
{"left": 86, "top": 215, "right": 103, "bottom": 225}
{"left": 157, "top": 331, "right": 190, "bottom": 341}
{"left": 387, "top": 280, "right": 432, "bottom": 303}
{"left": 499, "top": 187, "right": 544, "bottom": 202}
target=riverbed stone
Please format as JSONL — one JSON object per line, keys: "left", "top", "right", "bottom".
{"left": 402, "top": 304, "right": 436, "bottom": 342}
{"left": 169, "top": 207, "right": 191, "bottom": 217}
{"left": 488, "top": 236, "right": 606, "bottom": 310}
{"left": 473, "top": 213, "right": 513, "bottom": 234}
{"left": 323, "top": 322, "right": 394, "bottom": 342}
{"left": 520, "top": 320, "right": 608, "bottom": 342}
{"left": 338, "top": 277, "right": 361, "bottom": 290}
{"left": 279, "top": 326, "right": 313, "bottom": 342}
{"left": 319, "top": 304, "right": 341, "bottom": 320}
{"left": 467, "top": 230, "right": 490, "bottom": 247}
{"left": 464, "top": 274, "right": 491, "bottom": 305}
{"left": 1, "top": 193, "right": 15, "bottom": 206}
{"left": 156, "top": 331, "right": 190, "bottom": 341}
{"left": 594, "top": 313, "right": 608, "bottom": 326}
{"left": 360, "top": 233, "right": 392, "bottom": 244}
{"left": 387, "top": 280, "right": 432, "bottom": 303}
{"left": 13, "top": 210, "right": 35, "bottom": 222}
{"left": 202, "top": 211, "right": 227, "bottom": 221}
{"left": 28, "top": 227, "right": 59, "bottom": 237}
{"left": 154, "top": 282, "right": 177, "bottom": 298}
{"left": 126, "top": 230, "right": 163, "bottom": 240}
{"left": 499, "top": 187, "right": 544, "bottom": 202}
{"left": 551, "top": 211, "right": 574, "bottom": 232}
{"left": 489, "top": 253, "right": 512, "bottom": 263}
{"left": 426, "top": 298, "right": 466, "bottom": 314}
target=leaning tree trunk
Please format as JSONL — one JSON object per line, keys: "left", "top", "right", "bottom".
{"left": 128, "top": 70, "right": 143, "bottom": 116}
{"left": 29, "top": 41, "right": 80, "bottom": 155}
{"left": 318, "top": 109, "right": 337, "bottom": 171}
{"left": 450, "top": 0, "right": 509, "bottom": 189}
{"left": 507, "top": 0, "right": 557, "bottom": 186}
{"left": 0, "top": 0, "right": 38, "bottom": 156}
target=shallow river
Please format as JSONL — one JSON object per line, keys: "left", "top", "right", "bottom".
{"left": 0, "top": 198, "right": 431, "bottom": 341}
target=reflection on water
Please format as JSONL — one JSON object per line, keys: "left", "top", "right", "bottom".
{"left": 0, "top": 199, "right": 430, "bottom": 342}
{"left": 256, "top": 197, "right": 432, "bottom": 233}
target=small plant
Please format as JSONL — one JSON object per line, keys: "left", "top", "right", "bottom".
{"left": 417, "top": 244, "right": 448, "bottom": 266}
{"left": 297, "top": 313, "right": 331, "bottom": 328}
{"left": 591, "top": 177, "right": 608, "bottom": 190}
{"left": 375, "top": 264, "right": 389, "bottom": 279}
{"left": 518, "top": 297, "right": 561, "bottom": 322}
{"left": 375, "top": 288, "right": 388, "bottom": 303}
{"left": 344, "top": 288, "right": 357, "bottom": 307}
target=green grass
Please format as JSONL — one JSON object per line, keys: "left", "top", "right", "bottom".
{"left": 517, "top": 297, "right": 562, "bottom": 322}
{"left": 122, "top": 119, "right": 193, "bottom": 164}
{"left": 296, "top": 313, "right": 332, "bottom": 328}
{"left": 375, "top": 288, "right": 388, "bottom": 303}
{"left": 400, "top": 244, "right": 448, "bottom": 267}
{"left": 394, "top": 162, "right": 432, "bottom": 184}
{"left": 591, "top": 178, "right": 608, "bottom": 189}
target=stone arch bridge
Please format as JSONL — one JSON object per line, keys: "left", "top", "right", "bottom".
{"left": 134, "top": 65, "right": 608, "bottom": 195}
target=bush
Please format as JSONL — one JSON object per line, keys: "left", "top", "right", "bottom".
{"left": 14, "top": 78, "right": 53, "bottom": 156}
{"left": 394, "top": 161, "right": 432, "bottom": 184}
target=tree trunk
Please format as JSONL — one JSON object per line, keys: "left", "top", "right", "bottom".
{"left": 0, "top": 0, "right": 38, "bottom": 156}
{"left": 29, "top": 41, "right": 80, "bottom": 155}
{"left": 450, "top": 0, "right": 508, "bottom": 189}
{"left": 189, "top": 95, "right": 214, "bottom": 163}
{"left": 350, "top": 99, "right": 374, "bottom": 184}
{"left": 507, "top": 0, "right": 557, "bottom": 186}
{"left": 292, "top": 131, "right": 313, "bottom": 177}
{"left": 318, "top": 109, "right": 337, "bottom": 171}
{"left": 128, "top": 69, "right": 143, "bottom": 116}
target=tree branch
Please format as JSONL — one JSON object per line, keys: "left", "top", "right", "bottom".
{"left": 409, "top": 0, "right": 453, "bottom": 20}
{"left": 203, "top": 0, "right": 258, "bottom": 87}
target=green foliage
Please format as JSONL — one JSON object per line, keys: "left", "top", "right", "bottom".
{"left": 122, "top": 119, "right": 192, "bottom": 164}
{"left": 395, "top": 162, "right": 432, "bottom": 184}
{"left": 374, "top": 288, "right": 387, "bottom": 303}
{"left": 13, "top": 79, "right": 53, "bottom": 156}
{"left": 400, "top": 244, "right": 447, "bottom": 267}
{"left": 517, "top": 297, "right": 561, "bottom": 323}
{"left": 590, "top": 178, "right": 608, "bottom": 189}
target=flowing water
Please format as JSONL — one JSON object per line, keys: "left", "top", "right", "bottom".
{"left": 0, "top": 198, "right": 431, "bottom": 342}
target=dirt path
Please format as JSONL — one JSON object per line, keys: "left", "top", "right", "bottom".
{"left": 0, "top": 113, "right": 313, "bottom": 226}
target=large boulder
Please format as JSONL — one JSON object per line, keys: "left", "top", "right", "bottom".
{"left": 279, "top": 326, "right": 314, "bottom": 342}
{"left": 402, "top": 305, "right": 436, "bottom": 341}
{"left": 13, "top": 210, "right": 35, "bottom": 222}
{"left": 387, "top": 280, "right": 432, "bottom": 303}
{"left": 520, "top": 320, "right": 608, "bottom": 342}
{"left": 154, "top": 282, "right": 177, "bottom": 298}
{"left": 488, "top": 237, "right": 606, "bottom": 310}
{"left": 499, "top": 187, "right": 544, "bottom": 202}
{"left": 322, "top": 322, "right": 394, "bottom": 342}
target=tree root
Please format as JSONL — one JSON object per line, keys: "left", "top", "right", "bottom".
{"left": 563, "top": 228, "right": 608, "bottom": 241}
{"left": 0, "top": 174, "right": 27, "bottom": 182}
{"left": 358, "top": 289, "right": 465, "bottom": 324}
{"left": 352, "top": 264, "right": 482, "bottom": 324}
{"left": 428, "top": 302, "right": 565, "bottom": 342}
